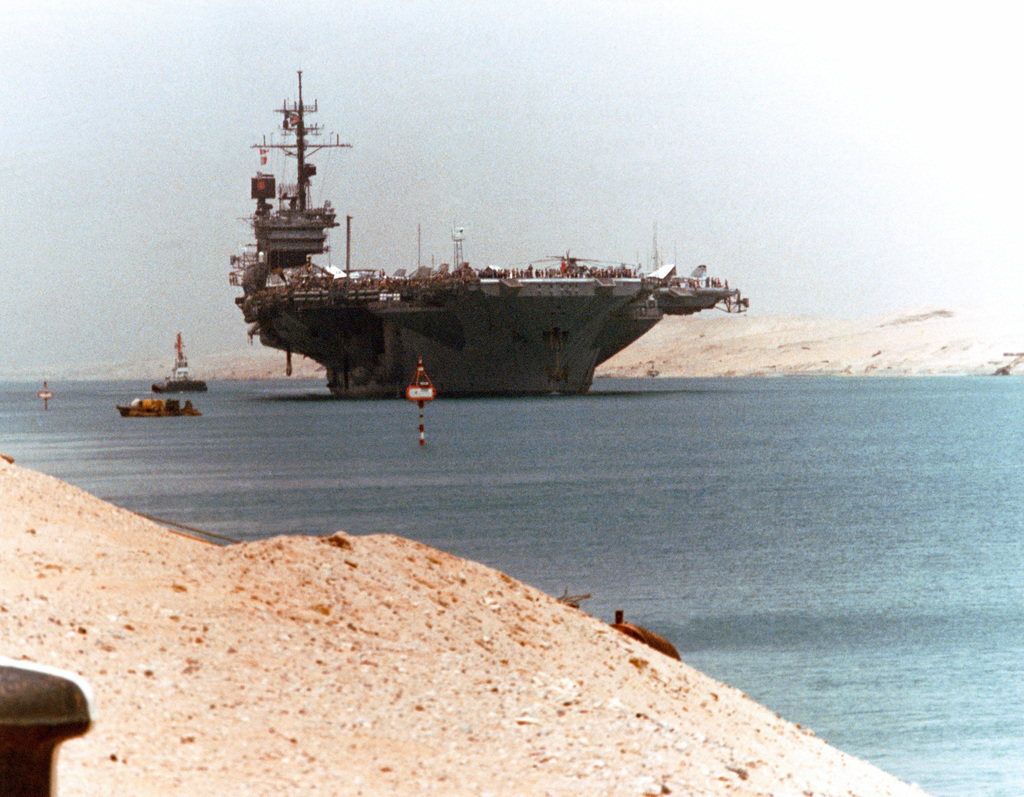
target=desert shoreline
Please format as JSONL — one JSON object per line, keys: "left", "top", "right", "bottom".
{"left": 596, "top": 305, "right": 1024, "bottom": 380}
{"left": 0, "top": 460, "right": 929, "bottom": 796}
{"left": 5, "top": 305, "right": 1023, "bottom": 383}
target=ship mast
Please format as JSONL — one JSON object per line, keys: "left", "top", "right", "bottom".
{"left": 254, "top": 70, "right": 351, "bottom": 211}
{"left": 296, "top": 71, "right": 309, "bottom": 211}
{"left": 240, "top": 73, "right": 353, "bottom": 287}
{"left": 651, "top": 221, "right": 660, "bottom": 272}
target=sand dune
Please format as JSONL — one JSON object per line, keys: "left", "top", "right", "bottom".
{"left": 0, "top": 460, "right": 928, "bottom": 796}
{"left": 598, "top": 305, "right": 1024, "bottom": 379}
{"left": 23, "top": 347, "right": 325, "bottom": 383}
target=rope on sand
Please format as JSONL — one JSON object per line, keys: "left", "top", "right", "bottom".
{"left": 132, "top": 512, "right": 240, "bottom": 546}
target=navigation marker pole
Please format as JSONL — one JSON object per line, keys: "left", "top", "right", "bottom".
{"left": 405, "top": 357, "right": 436, "bottom": 446}
{"left": 37, "top": 381, "right": 54, "bottom": 410}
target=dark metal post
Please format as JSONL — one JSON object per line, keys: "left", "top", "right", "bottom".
{"left": 346, "top": 215, "right": 352, "bottom": 279}
{"left": 0, "top": 660, "right": 92, "bottom": 796}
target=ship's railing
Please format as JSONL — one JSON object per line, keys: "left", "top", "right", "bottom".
{"left": 234, "top": 259, "right": 746, "bottom": 313}
{"left": 255, "top": 204, "right": 339, "bottom": 227}
{"left": 474, "top": 264, "right": 640, "bottom": 280}
{"left": 651, "top": 275, "right": 733, "bottom": 291}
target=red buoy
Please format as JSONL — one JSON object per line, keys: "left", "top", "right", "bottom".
{"left": 405, "top": 358, "right": 436, "bottom": 446}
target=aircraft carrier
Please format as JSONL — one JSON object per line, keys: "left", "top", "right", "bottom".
{"left": 230, "top": 74, "right": 747, "bottom": 398}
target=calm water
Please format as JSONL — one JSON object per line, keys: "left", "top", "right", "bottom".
{"left": 3, "top": 376, "right": 1023, "bottom": 796}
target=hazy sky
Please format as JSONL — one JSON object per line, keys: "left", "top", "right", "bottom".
{"left": 2, "top": 0, "right": 1022, "bottom": 375}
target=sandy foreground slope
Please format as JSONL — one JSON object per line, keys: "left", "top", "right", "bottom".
{"left": 1, "top": 461, "right": 927, "bottom": 796}
{"left": 598, "top": 305, "right": 1024, "bottom": 378}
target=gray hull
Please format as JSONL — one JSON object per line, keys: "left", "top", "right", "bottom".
{"left": 245, "top": 277, "right": 662, "bottom": 397}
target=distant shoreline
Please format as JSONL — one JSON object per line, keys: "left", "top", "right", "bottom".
{"left": 596, "top": 305, "right": 1024, "bottom": 379}
{"left": 7, "top": 305, "right": 1023, "bottom": 382}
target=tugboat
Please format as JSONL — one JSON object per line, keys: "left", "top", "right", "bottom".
{"left": 117, "top": 398, "right": 201, "bottom": 417}
{"left": 152, "top": 333, "right": 207, "bottom": 393}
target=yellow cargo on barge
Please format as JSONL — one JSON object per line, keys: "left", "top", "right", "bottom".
{"left": 116, "top": 398, "right": 201, "bottom": 417}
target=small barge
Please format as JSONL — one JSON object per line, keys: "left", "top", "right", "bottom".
{"left": 117, "top": 398, "right": 201, "bottom": 417}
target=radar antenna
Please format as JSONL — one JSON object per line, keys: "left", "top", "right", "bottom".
{"left": 452, "top": 225, "right": 466, "bottom": 269}
{"left": 253, "top": 71, "right": 352, "bottom": 211}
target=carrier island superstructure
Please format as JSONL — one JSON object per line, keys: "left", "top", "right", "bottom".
{"left": 230, "top": 73, "right": 747, "bottom": 397}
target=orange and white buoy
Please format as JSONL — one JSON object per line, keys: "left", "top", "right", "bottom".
{"left": 405, "top": 357, "right": 436, "bottom": 446}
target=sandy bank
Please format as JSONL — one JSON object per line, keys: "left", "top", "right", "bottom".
{"left": 598, "top": 305, "right": 1024, "bottom": 379}
{"left": 1, "top": 461, "right": 927, "bottom": 796}
{"left": 16, "top": 348, "right": 326, "bottom": 383}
